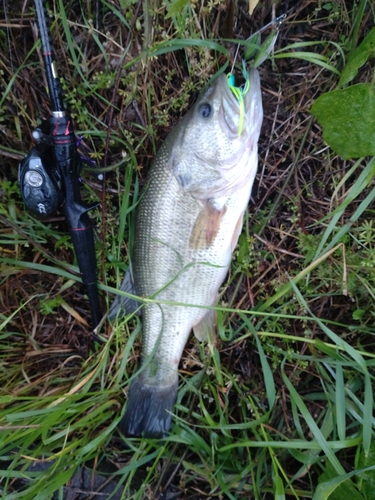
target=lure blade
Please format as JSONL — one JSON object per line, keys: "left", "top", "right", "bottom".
{"left": 253, "top": 29, "right": 280, "bottom": 68}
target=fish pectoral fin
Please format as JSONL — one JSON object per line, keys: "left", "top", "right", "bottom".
{"left": 193, "top": 308, "right": 217, "bottom": 342}
{"left": 173, "top": 158, "right": 223, "bottom": 197}
{"left": 108, "top": 266, "right": 141, "bottom": 320}
{"left": 189, "top": 201, "right": 227, "bottom": 250}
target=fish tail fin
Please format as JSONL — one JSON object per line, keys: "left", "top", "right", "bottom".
{"left": 119, "top": 376, "right": 178, "bottom": 438}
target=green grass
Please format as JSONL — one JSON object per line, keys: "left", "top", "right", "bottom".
{"left": 1, "top": 0, "right": 375, "bottom": 498}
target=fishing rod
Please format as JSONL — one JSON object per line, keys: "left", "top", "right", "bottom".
{"left": 18, "top": 0, "right": 103, "bottom": 329}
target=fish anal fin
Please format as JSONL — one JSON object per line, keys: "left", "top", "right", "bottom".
{"left": 231, "top": 211, "right": 245, "bottom": 251}
{"left": 193, "top": 308, "right": 217, "bottom": 342}
{"left": 190, "top": 202, "right": 227, "bottom": 250}
{"left": 109, "top": 267, "right": 140, "bottom": 320}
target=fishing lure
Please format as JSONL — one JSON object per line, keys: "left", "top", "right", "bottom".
{"left": 226, "top": 13, "right": 286, "bottom": 136}
{"left": 227, "top": 61, "right": 251, "bottom": 136}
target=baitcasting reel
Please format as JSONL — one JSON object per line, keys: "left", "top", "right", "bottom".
{"left": 19, "top": 123, "right": 63, "bottom": 218}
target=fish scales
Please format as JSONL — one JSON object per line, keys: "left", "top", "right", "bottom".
{"left": 111, "top": 69, "right": 263, "bottom": 437}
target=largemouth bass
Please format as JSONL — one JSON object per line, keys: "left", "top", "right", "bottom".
{"left": 110, "top": 69, "right": 263, "bottom": 438}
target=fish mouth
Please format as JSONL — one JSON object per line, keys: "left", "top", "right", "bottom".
{"left": 220, "top": 69, "right": 261, "bottom": 136}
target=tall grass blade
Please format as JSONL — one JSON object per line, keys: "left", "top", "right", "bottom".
{"left": 335, "top": 364, "right": 346, "bottom": 442}
{"left": 240, "top": 314, "right": 276, "bottom": 410}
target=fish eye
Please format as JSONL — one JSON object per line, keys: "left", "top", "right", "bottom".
{"left": 198, "top": 103, "right": 212, "bottom": 119}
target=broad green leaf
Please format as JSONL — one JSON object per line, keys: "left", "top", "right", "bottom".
{"left": 311, "top": 83, "right": 375, "bottom": 159}
{"left": 316, "top": 462, "right": 364, "bottom": 500}
{"left": 339, "top": 28, "right": 375, "bottom": 87}
{"left": 357, "top": 441, "right": 375, "bottom": 498}
{"left": 166, "top": 0, "right": 190, "bottom": 18}
{"left": 274, "top": 474, "right": 285, "bottom": 500}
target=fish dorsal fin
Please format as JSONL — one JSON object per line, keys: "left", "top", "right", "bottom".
{"left": 193, "top": 308, "right": 217, "bottom": 342}
{"left": 189, "top": 201, "right": 227, "bottom": 250}
{"left": 108, "top": 266, "right": 141, "bottom": 320}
